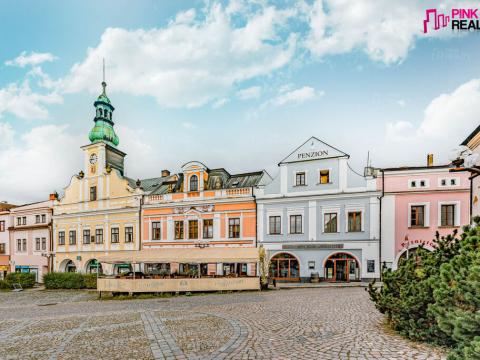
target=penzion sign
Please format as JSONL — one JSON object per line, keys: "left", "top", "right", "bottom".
{"left": 297, "top": 150, "right": 329, "bottom": 160}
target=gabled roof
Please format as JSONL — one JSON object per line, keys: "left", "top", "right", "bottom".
{"left": 462, "top": 125, "right": 480, "bottom": 146}
{"left": 279, "top": 136, "right": 349, "bottom": 165}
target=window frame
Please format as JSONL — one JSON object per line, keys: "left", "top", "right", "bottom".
{"left": 289, "top": 214, "right": 303, "bottom": 234}
{"left": 0, "top": 243, "right": 5, "bottom": 254}
{"left": 228, "top": 218, "right": 241, "bottom": 239}
{"left": 83, "top": 229, "right": 91, "bottom": 244}
{"left": 152, "top": 221, "right": 161, "bottom": 240}
{"left": 69, "top": 230, "right": 76, "bottom": 245}
{"left": 90, "top": 186, "right": 97, "bottom": 201}
{"left": 319, "top": 169, "right": 330, "bottom": 184}
{"left": 0, "top": 221, "right": 5, "bottom": 232}
{"left": 189, "top": 175, "right": 199, "bottom": 191}
{"left": 35, "top": 238, "right": 41, "bottom": 251}
{"left": 41, "top": 214, "right": 46, "bottom": 223}
{"left": 58, "top": 231, "right": 66, "bottom": 245}
{"left": 95, "top": 228, "right": 104, "bottom": 244}
{"left": 35, "top": 215, "right": 40, "bottom": 223}
{"left": 324, "top": 212, "right": 338, "bottom": 233}
{"left": 203, "top": 219, "right": 213, "bottom": 239}
{"left": 174, "top": 221, "right": 184, "bottom": 240}
{"left": 188, "top": 220, "right": 198, "bottom": 239}
{"left": 111, "top": 227, "right": 119, "bottom": 243}
{"left": 410, "top": 205, "right": 426, "bottom": 227}
{"left": 125, "top": 227, "right": 134, "bottom": 243}
{"left": 347, "top": 211, "right": 362, "bottom": 232}
{"left": 269, "top": 215, "right": 281, "bottom": 235}
{"left": 41, "top": 238, "right": 46, "bottom": 251}
{"left": 438, "top": 201, "right": 460, "bottom": 227}
{"left": 295, "top": 172, "right": 306, "bottom": 186}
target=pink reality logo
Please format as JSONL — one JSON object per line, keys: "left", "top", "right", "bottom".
{"left": 423, "top": 8, "right": 480, "bottom": 33}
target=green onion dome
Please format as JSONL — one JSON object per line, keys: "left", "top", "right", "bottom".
{"left": 88, "top": 81, "right": 119, "bottom": 147}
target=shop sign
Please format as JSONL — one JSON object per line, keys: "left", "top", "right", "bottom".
{"left": 283, "top": 244, "right": 344, "bottom": 250}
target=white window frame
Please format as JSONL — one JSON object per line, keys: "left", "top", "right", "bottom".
{"left": 321, "top": 207, "right": 340, "bottom": 233}
{"left": 408, "top": 179, "right": 430, "bottom": 189}
{"left": 408, "top": 202, "right": 430, "bottom": 228}
{"left": 287, "top": 209, "right": 304, "bottom": 234}
{"left": 345, "top": 206, "right": 365, "bottom": 232}
{"left": 267, "top": 211, "right": 283, "bottom": 235}
{"left": 438, "top": 201, "right": 460, "bottom": 227}
{"left": 438, "top": 177, "right": 460, "bottom": 188}
{"left": 317, "top": 168, "right": 332, "bottom": 185}
{"left": 293, "top": 170, "right": 308, "bottom": 187}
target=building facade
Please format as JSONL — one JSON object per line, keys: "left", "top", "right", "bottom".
{"left": 460, "top": 125, "right": 480, "bottom": 219}
{"left": 141, "top": 161, "right": 269, "bottom": 276}
{"left": 380, "top": 164, "right": 470, "bottom": 269}
{"left": 0, "top": 203, "right": 16, "bottom": 279}
{"left": 8, "top": 200, "right": 53, "bottom": 282}
{"left": 256, "top": 137, "right": 380, "bottom": 282}
{"left": 53, "top": 82, "right": 145, "bottom": 275}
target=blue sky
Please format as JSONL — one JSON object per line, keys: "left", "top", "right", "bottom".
{"left": 1, "top": 0, "right": 479, "bottom": 203}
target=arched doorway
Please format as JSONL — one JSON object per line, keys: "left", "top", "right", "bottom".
{"left": 270, "top": 253, "right": 300, "bottom": 282}
{"left": 60, "top": 259, "right": 77, "bottom": 273}
{"left": 324, "top": 253, "right": 359, "bottom": 282}
{"left": 85, "top": 259, "right": 103, "bottom": 274}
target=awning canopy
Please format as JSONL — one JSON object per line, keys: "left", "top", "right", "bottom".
{"left": 96, "top": 247, "right": 259, "bottom": 264}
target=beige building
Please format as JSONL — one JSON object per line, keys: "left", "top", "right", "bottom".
{"left": 460, "top": 125, "right": 480, "bottom": 219}
{"left": 53, "top": 82, "right": 148, "bottom": 274}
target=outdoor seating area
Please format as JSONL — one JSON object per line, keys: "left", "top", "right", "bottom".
{"left": 96, "top": 247, "right": 260, "bottom": 294}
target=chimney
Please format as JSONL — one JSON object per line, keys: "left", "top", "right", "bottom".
{"left": 161, "top": 169, "right": 170, "bottom": 177}
{"left": 49, "top": 192, "right": 58, "bottom": 201}
{"left": 427, "top": 154, "right": 434, "bottom": 167}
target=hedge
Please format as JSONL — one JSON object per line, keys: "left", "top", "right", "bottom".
{"left": 43, "top": 272, "right": 97, "bottom": 289}
{"left": 0, "top": 272, "right": 36, "bottom": 290}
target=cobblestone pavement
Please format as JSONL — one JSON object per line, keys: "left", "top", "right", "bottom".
{"left": 0, "top": 288, "right": 445, "bottom": 360}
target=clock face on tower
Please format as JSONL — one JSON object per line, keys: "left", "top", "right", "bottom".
{"left": 89, "top": 153, "right": 98, "bottom": 165}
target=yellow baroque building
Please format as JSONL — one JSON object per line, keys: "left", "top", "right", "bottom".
{"left": 53, "top": 82, "right": 147, "bottom": 274}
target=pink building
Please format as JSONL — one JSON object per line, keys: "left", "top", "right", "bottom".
{"left": 9, "top": 199, "right": 54, "bottom": 282}
{"left": 380, "top": 163, "right": 470, "bottom": 269}
{"left": 0, "top": 202, "right": 16, "bottom": 279}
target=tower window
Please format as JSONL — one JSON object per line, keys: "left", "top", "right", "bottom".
{"left": 190, "top": 175, "right": 198, "bottom": 191}
{"left": 90, "top": 186, "right": 97, "bottom": 201}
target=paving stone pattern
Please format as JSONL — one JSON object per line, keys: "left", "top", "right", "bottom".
{"left": 0, "top": 288, "right": 445, "bottom": 359}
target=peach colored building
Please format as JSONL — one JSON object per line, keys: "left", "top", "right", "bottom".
{"left": 141, "top": 161, "right": 270, "bottom": 277}
{"left": 9, "top": 199, "right": 54, "bottom": 282}
{"left": 379, "top": 164, "right": 470, "bottom": 269}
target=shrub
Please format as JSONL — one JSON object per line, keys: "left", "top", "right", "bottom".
{"left": 0, "top": 280, "right": 9, "bottom": 289}
{"left": 5, "top": 272, "right": 36, "bottom": 289}
{"left": 43, "top": 272, "right": 97, "bottom": 289}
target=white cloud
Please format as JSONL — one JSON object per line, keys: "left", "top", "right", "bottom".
{"left": 386, "top": 79, "right": 480, "bottom": 162}
{"left": 0, "top": 80, "right": 62, "bottom": 120}
{"left": 266, "top": 86, "right": 323, "bottom": 107}
{"left": 181, "top": 121, "right": 196, "bottom": 130}
{"left": 396, "top": 99, "right": 406, "bottom": 107}
{"left": 304, "top": 0, "right": 465, "bottom": 64}
{"left": 60, "top": 3, "right": 297, "bottom": 108}
{"left": 212, "top": 98, "right": 229, "bottom": 108}
{"left": 5, "top": 51, "right": 57, "bottom": 68}
{"left": 237, "top": 86, "right": 261, "bottom": 100}
{"left": 0, "top": 124, "right": 82, "bottom": 204}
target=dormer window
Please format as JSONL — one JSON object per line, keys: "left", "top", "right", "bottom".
{"left": 231, "top": 181, "right": 239, "bottom": 188}
{"left": 190, "top": 175, "right": 198, "bottom": 191}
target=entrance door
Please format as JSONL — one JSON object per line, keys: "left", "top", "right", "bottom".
{"left": 324, "top": 253, "right": 359, "bottom": 282}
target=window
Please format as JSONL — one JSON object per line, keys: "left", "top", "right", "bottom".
{"left": 17, "top": 217, "right": 21, "bottom": 226}
{"left": 58, "top": 231, "right": 65, "bottom": 245}
{"left": 0, "top": 244, "right": 5, "bottom": 254}
{"left": 41, "top": 238, "right": 46, "bottom": 251}
{"left": 450, "top": 178, "right": 457, "bottom": 186}
{"left": 410, "top": 206, "right": 425, "bottom": 227}
{"left": 295, "top": 172, "right": 306, "bottom": 186}
{"left": 174, "top": 221, "right": 184, "bottom": 240}
{"left": 17, "top": 239, "right": 21, "bottom": 252}
{"left": 95, "top": 229, "right": 103, "bottom": 244}
{"left": 269, "top": 216, "right": 281, "bottom": 235}
{"left": 203, "top": 219, "right": 213, "bottom": 239}
{"left": 22, "top": 217, "right": 26, "bottom": 225}
{"left": 229, "top": 218, "right": 240, "bottom": 238}
{"left": 125, "top": 227, "right": 133, "bottom": 243}
{"left": 152, "top": 222, "right": 161, "bottom": 240}
{"left": 367, "top": 260, "right": 375, "bottom": 273}
{"left": 289, "top": 215, "right": 302, "bottom": 234}
{"left": 41, "top": 214, "right": 46, "bottom": 223}
{"left": 83, "top": 230, "right": 90, "bottom": 244}
{"left": 189, "top": 175, "right": 198, "bottom": 191}
{"left": 441, "top": 179, "right": 447, "bottom": 186}
{"left": 188, "top": 220, "right": 198, "bottom": 239}
{"left": 348, "top": 212, "right": 362, "bottom": 232}
{"left": 308, "top": 261, "right": 315, "bottom": 270}
{"left": 22, "top": 239, "right": 27, "bottom": 252}
{"left": 69, "top": 231, "right": 76, "bottom": 245}
{"left": 35, "top": 238, "right": 41, "bottom": 251}
{"left": 90, "top": 186, "right": 97, "bottom": 201}
{"left": 324, "top": 213, "right": 338, "bottom": 233}
{"left": 410, "top": 180, "right": 416, "bottom": 188}
{"left": 0, "top": 221, "right": 5, "bottom": 232}
{"left": 35, "top": 215, "right": 40, "bottom": 223}
{"left": 111, "top": 228, "right": 119, "bottom": 243}
{"left": 441, "top": 204, "right": 455, "bottom": 227}
{"left": 420, "top": 180, "right": 425, "bottom": 187}
{"left": 320, "top": 170, "right": 330, "bottom": 184}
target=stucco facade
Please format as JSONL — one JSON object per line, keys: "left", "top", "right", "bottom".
{"left": 461, "top": 125, "right": 480, "bottom": 218}
{"left": 8, "top": 200, "right": 53, "bottom": 282}
{"left": 256, "top": 137, "right": 380, "bottom": 282}
{"left": 380, "top": 166, "right": 470, "bottom": 269}
{"left": 0, "top": 204, "right": 16, "bottom": 279}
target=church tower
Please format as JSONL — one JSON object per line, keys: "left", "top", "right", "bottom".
{"left": 82, "top": 81, "right": 126, "bottom": 177}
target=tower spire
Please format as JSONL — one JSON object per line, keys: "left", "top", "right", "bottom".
{"left": 101, "top": 58, "right": 106, "bottom": 95}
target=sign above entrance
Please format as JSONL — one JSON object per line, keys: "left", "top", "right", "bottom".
{"left": 283, "top": 244, "right": 344, "bottom": 250}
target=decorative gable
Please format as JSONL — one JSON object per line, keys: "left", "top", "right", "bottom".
{"left": 279, "top": 137, "right": 349, "bottom": 164}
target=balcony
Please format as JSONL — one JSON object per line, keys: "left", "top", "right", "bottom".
{"left": 145, "top": 187, "right": 253, "bottom": 205}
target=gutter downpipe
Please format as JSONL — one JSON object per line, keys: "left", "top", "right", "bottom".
{"left": 379, "top": 169, "right": 385, "bottom": 281}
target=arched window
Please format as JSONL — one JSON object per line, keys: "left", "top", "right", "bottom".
{"left": 96, "top": 109, "right": 100, "bottom": 117}
{"left": 269, "top": 253, "right": 300, "bottom": 281}
{"left": 99, "top": 108, "right": 103, "bottom": 117}
{"left": 190, "top": 175, "right": 198, "bottom": 191}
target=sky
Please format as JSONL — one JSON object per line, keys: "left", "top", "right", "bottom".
{"left": 1, "top": 0, "right": 479, "bottom": 204}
